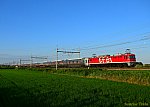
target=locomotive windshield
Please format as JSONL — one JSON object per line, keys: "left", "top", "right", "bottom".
{"left": 129, "top": 55, "right": 135, "bottom": 59}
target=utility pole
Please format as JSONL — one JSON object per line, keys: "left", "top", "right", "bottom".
{"left": 31, "top": 56, "right": 48, "bottom": 67}
{"left": 56, "top": 48, "right": 80, "bottom": 70}
{"left": 30, "top": 56, "right": 32, "bottom": 68}
{"left": 78, "top": 48, "right": 80, "bottom": 58}
{"left": 19, "top": 59, "right": 21, "bottom": 67}
{"left": 20, "top": 59, "right": 32, "bottom": 68}
{"left": 56, "top": 48, "right": 58, "bottom": 70}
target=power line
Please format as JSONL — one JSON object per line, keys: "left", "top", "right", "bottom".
{"left": 56, "top": 48, "right": 80, "bottom": 70}
{"left": 78, "top": 32, "right": 150, "bottom": 51}
{"left": 66, "top": 32, "right": 150, "bottom": 51}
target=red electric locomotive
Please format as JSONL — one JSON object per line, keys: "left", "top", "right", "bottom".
{"left": 84, "top": 49, "right": 136, "bottom": 67}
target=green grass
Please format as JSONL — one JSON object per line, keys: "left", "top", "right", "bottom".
{"left": 88, "top": 70, "right": 150, "bottom": 86}
{"left": 0, "top": 69, "right": 150, "bottom": 107}
{"left": 46, "top": 68, "right": 150, "bottom": 86}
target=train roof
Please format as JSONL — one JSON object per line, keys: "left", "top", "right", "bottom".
{"left": 98, "top": 55, "right": 110, "bottom": 57}
{"left": 64, "top": 58, "right": 82, "bottom": 60}
{"left": 92, "top": 53, "right": 135, "bottom": 58}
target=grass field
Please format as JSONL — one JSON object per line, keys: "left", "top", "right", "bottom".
{"left": 0, "top": 69, "right": 150, "bottom": 107}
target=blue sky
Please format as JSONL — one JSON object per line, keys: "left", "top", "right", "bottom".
{"left": 0, "top": 0, "right": 150, "bottom": 64}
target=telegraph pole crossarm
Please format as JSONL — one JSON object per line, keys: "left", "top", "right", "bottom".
{"left": 57, "top": 50, "right": 80, "bottom": 54}
{"left": 31, "top": 56, "right": 48, "bottom": 59}
{"left": 56, "top": 49, "right": 80, "bottom": 70}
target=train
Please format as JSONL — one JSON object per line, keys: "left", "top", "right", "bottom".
{"left": 84, "top": 52, "right": 136, "bottom": 67}
{"left": 47, "top": 49, "right": 137, "bottom": 68}
{"left": 19, "top": 49, "right": 137, "bottom": 68}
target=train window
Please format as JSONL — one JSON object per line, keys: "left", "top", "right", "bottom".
{"left": 85, "top": 60, "right": 87, "bottom": 63}
{"left": 129, "top": 56, "right": 135, "bottom": 59}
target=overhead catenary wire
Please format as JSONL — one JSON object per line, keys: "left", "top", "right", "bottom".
{"left": 72, "top": 32, "right": 150, "bottom": 58}
{"left": 70, "top": 32, "right": 150, "bottom": 51}
{"left": 67, "top": 32, "right": 150, "bottom": 51}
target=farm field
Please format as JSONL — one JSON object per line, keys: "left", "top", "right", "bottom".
{"left": 0, "top": 69, "right": 150, "bottom": 107}
{"left": 48, "top": 68, "right": 150, "bottom": 86}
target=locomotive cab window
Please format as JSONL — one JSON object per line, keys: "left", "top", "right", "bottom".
{"left": 129, "top": 56, "right": 135, "bottom": 59}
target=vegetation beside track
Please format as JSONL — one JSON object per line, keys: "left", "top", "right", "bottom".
{"left": 44, "top": 68, "right": 150, "bottom": 86}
